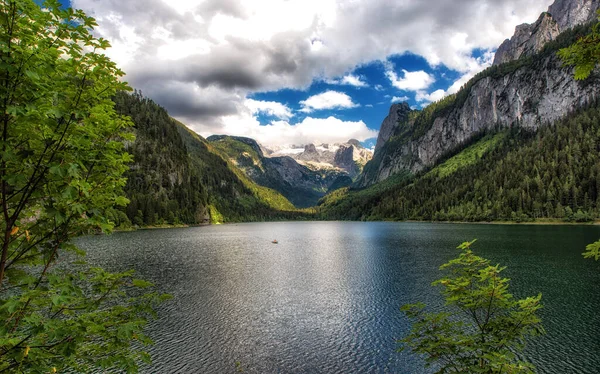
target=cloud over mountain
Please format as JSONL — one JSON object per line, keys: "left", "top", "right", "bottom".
{"left": 73, "top": 0, "right": 552, "bottom": 146}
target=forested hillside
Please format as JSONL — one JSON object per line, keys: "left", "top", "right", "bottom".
{"left": 319, "top": 102, "right": 600, "bottom": 222}
{"left": 112, "top": 91, "right": 206, "bottom": 226}
{"left": 208, "top": 135, "right": 345, "bottom": 207}
{"left": 358, "top": 21, "right": 599, "bottom": 187}
{"left": 112, "top": 91, "right": 303, "bottom": 226}
{"left": 175, "top": 122, "right": 303, "bottom": 220}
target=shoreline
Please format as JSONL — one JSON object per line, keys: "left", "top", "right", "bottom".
{"left": 113, "top": 218, "right": 600, "bottom": 231}
{"left": 402, "top": 219, "right": 600, "bottom": 226}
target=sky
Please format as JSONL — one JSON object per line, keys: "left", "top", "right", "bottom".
{"left": 65, "top": 0, "right": 554, "bottom": 148}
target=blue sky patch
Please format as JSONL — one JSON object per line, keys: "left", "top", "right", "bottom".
{"left": 249, "top": 51, "right": 486, "bottom": 136}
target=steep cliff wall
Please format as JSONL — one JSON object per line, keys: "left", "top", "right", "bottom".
{"left": 549, "top": 0, "right": 600, "bottom": 30}
{"left": 493, "top": 0, "right": 599, "bottom": 65}
{"left": 358, "top": 0, "right": 600, "bottom": 187}
{"left": 493, "top": 12, "right": 560, "bottom": 66}
{"left": 375, "top": 103, "right": 412, "bottom": 149}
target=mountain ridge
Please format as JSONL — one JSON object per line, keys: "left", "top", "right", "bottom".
{"left": 113, "top": 91, "right": 303, "bottom": 226}
{"left": 494, "top": 0, "right": 599, "bottom": 66}
{"left": 358, "top": 0, "right": 599, "bottom": 188}
{"left": 207, "top": 135, "right": 347, "bottom": 208}
{"left": 268, "top": 139, "right": 372, "bottom": 177}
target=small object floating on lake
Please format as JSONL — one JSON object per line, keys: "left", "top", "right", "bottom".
{"left": 272, "top": 240, "right": 278, "bottom": 244}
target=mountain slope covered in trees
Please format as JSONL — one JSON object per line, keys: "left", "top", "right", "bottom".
{"left": 358, "top": 20, "right": 599, "bottom": 187}
{"left": 112, "top": 92, "right": 302, "bottom": 226}
{"left": 319, "top": 102, "right": 600, "bottom": 222}
{"left": 322, "top": 3, "right": 600, "bottom": 223}
{"left": 207, "top": 135, "right": 346, "bottom": 207}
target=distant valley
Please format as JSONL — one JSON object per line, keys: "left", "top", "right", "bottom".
{"left": 112, "top": 0, "right": 600, "bottom": 226}
{"left": 208, "top": 136, "right": 372, "bottom": 207}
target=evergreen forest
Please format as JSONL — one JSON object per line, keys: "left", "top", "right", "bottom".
{"left": 112, "top": 91, "right": 306, "bottom": 227}
{"left": 319, "top": 102, "right": 600, "bottom": 223}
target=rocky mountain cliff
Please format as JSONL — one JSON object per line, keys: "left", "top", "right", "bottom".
{"left": 374, "top": 103, "right": 412, "bottom": 150}
{"left": 358, "top": 0, "right": 600, "bottom": 187}
{"left": 493, "top": 0, "right": 599, "bottom": 65}
{"left": 208, "top": 135, "right": 347, "bottom": 207}
{"left": 269, "top": 139, "right": 372, "bottom": 177}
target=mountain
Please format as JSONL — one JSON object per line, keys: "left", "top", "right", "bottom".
{"left": 207, "top": 135, "right": 347, "bottom": 208}
{"left": 357, "top": 0, "right": 599, "bottom": 188}
{"left": 268, "top": 139, "right": 372, "bottom": 177}
{"left": 320, "top": 0, "right": 600, "bottom": 222}
{"left": 112, "top": 91, "right": 303, "bottom": 225}
{"left": 319, "top": 102, "right": 600, "bottom": 222}
{"left": 493, "top": 0, "right": 599, "bottom": 65}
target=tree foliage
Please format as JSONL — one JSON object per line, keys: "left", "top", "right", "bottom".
{"left": 583, "top": 240, "right": 600, "bottom": 261}
{"left": 113, "top": 90, "right": 210, "bottom": 226}
{"left": 400, "top": 240, "right": 544, "bottom": 373}
{"left": 0, "top": 1, "right": 167, "bottom": 372}
{"left": 558, "top": 10, "right": 600, "bottom": 80}
{"left": 112, "top": 91, "right": 306, "bottom": 225}
{"left": 320, "top": 103, "right": 600, "bottom": 222}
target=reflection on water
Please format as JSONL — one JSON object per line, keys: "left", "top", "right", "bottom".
{"left": 76, "top": 222, "right": 600, "bottom": 373}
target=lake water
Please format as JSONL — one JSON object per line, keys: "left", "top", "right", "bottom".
{"left": 76, "top": 222, "right": 600, "bottom": 373}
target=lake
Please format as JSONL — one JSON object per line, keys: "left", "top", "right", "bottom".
{"left": 76, "top": 222, "right": 600, "bottom": 373}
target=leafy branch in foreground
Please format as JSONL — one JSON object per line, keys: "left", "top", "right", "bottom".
{"left": 583, "top": 240, "right": 600, "bottom": 261}
{"left": 399, "top": 240, "right": 544, "bottom": 373}
{"left": 558, "top": 10, "right": 600, "bottom": 80}
{"left": 0, "top": 1, "right": 168, "bottom": 372}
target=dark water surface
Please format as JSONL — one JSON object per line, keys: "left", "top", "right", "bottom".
{"left": 76, "top": 222, "right": 600, "bottom": 373}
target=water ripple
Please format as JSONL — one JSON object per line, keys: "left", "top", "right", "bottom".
{"left": 77, "top": 222, "right": 600, "bottom": 373}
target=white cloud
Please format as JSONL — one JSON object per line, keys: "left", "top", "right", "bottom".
{"left": 386, "top": 69, "right": 435, "bottom": 91}
{"left": 365, "top": 104, "right": 374, "bottom": 108}
{"left": 391, "top": 95, "right": 409, "bottom": 103}
{"left": 245, "top": 99, "right": 293, "bottom": 120}
{"left": 326, "top": 74, "right": 369, "bottom": 87}
{"left": 448, "top": 50, "right": 495, "bottom": 94}
{"left": 415, "top": 89, "right": 446, "bottom": 103}
{"left": 72, "top": 0, "right": 553, "bottom": 143}
{"left": 342, "top": 75, "right": 368, "bottom": 87}
{"left": 414, "top": 49, "right": 494, "bottom": 103}
{"left": 196, "top": 108, "right": 377, "bottom": 147}
{"left": 299, "top": 90, "right": 359, "bottom": 113}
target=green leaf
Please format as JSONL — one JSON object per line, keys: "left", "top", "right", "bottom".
{"left": 0, "top": 1, "right": 168, "bottom": 372}
{"left": 132, "top": 279, "right": 153, "bottom": 288}
{"left": 25, "top": 70, "right": 40, "bottom": 80}
{"left": 399, "top": 240, "right": 543, "bottom": 373}
{"left": 584, "top": 239, "right": 600, "bottom": 261}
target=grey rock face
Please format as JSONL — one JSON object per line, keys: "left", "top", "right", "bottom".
{"left": 360, "top": 55, "right": 600, "bottom": 186}
{"left": 296, "top": 143, "right": 335, "bottom": 165}
{"left": 548, "top": 0, "right": 600, "bottom": 30}
{"left": 493, "top": 13, "right": 560, "bottom": 66}
{"left": 333, "top": 145, "right": 358, "bottom": 177}
{"left": 375, "top": 102, "right": 411, "bottom": 151}
{"left": 333, "top": 142, "right": 373, "bottom": 177}
{"left": 347, "top": 139, "right": 361, "bottom": 147}
{"left": 359, "top": 0, "right": 600, "bottom": 188}
{"left": 493, "top": 0, "right": 599, "bottom": 66}
{"left": 288, "top": 140, "right": 372, "bottom": 176}
{"left": 208, "top": 135, "right": 347, "bottom": 208}
{"left": 304, "top": 144, "right": 318, "bottom": 154}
